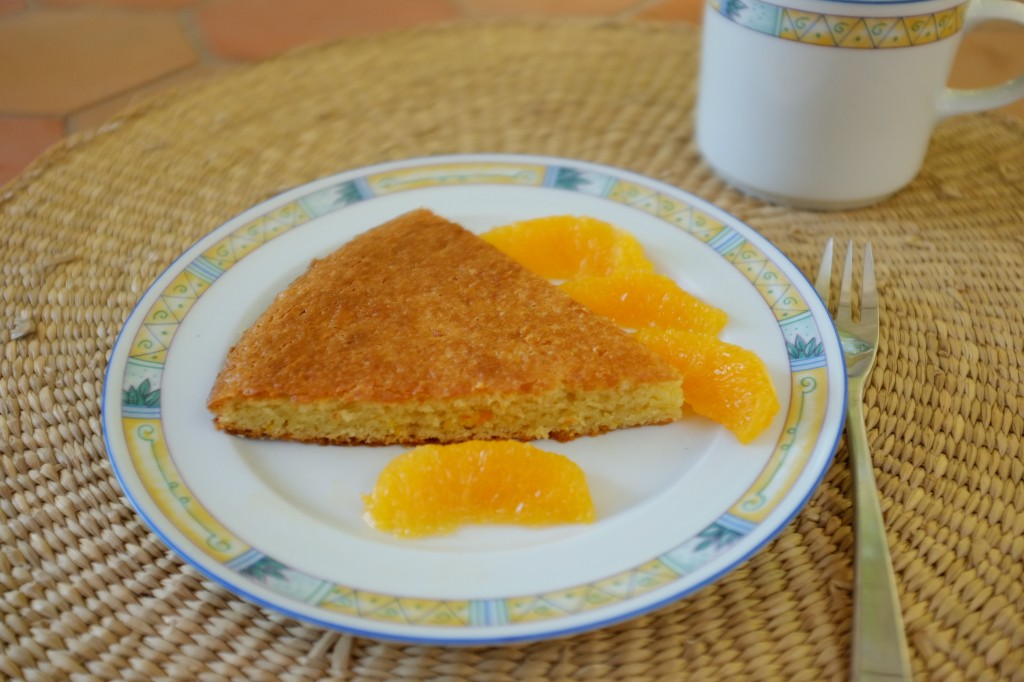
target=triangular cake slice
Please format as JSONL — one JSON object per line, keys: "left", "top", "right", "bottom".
{"left": 207, "top": 209, "right": 683, "bottom": 445}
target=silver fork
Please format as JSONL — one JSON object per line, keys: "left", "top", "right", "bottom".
{"left": 815, "top": 240, "right": 913, "bottom": 682}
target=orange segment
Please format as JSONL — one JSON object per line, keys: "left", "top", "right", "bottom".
{"left": 480, "top": 213, "right": 778, "bottom": 447}
{"left": 635, "top": 329, "right": 780, "bottom": 444}
{"left": 560, "top": 272, "right": 728, "bottom": 335}
{"left": 364, "top": 440, "right": 596, "bottom": 536}
{"left": 481, "top": 215, "right": 653, "bottom": 279}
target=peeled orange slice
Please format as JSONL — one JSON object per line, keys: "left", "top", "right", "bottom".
{"left": 480, "top": 213, "right": 778, "bottom": 446}
{"left": 635, "top": 328, "right": 780, "bottom": 444}
{"left": 481, "top": 215, "right": 653, "bottom": 279}
{"left": 560, "top": 271, "right": 728, "bottom": 335}
{"left": 364, "top": 440, "right": 596, "bottom": 536}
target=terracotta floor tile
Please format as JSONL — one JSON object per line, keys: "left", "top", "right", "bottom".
{"left": 949, "top": 23, "right": 1024, "bottom": 120}
{"left": 636, "top": 0, "right": 704, "bottom": 24}
{"left": 0, "top": 0, "right": 25, "bottom": 16}
{"left": 197, "top": 0, "right": 460, "bottom": 62}
{"left": 463, "top": 0, "right": 643, "bottom": 16}
{"left": 0, "top": 117, "right": 64, "bottom": 186}
{"left": 0, "top": 10, "right": 198, "bottom": 116}
{"left": 40, "top": 0, "right": 200, "bottom": 7}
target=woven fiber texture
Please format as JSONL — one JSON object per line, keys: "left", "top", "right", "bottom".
{"left": 2, "top": 19, "right": 1023, "bottom": 682}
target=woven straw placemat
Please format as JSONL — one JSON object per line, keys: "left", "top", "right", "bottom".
{"left": 2, "top": 19, "right": 1023, "bottom": 682}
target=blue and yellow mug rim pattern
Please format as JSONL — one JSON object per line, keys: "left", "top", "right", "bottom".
{"left": 709, "top": 0, "right": 967, "bottom": 48}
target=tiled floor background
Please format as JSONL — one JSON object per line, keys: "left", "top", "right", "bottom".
{"left": 1, "top": 0, "right": 1022, "bottom": 186}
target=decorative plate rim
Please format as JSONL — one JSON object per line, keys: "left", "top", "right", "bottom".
{"left": 102, "top": 153, "right": 846, "bottom": 645}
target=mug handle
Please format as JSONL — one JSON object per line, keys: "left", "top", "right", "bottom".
{"left": 937, "top": 0, "right": 1024, "bottom": 119}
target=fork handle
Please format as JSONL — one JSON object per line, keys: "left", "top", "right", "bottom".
{"left": 848, "top": 396, "right": 914, "bottom": 681}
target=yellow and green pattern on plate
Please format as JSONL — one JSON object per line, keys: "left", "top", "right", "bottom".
{"left": 116, "top": 158, "right": 835, "bottom": 631}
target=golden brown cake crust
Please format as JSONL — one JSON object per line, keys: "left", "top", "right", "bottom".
{"left": 207, "top": 209, "right": 682, "bottom": 444}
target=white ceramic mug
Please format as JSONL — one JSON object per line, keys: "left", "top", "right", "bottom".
{"left": 695, "top": 0, "right": 1024, "bottom": 209}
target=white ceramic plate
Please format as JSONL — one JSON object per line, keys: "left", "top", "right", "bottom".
{"left": 103, "top": 154, "right": 845, "bottom": 645}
